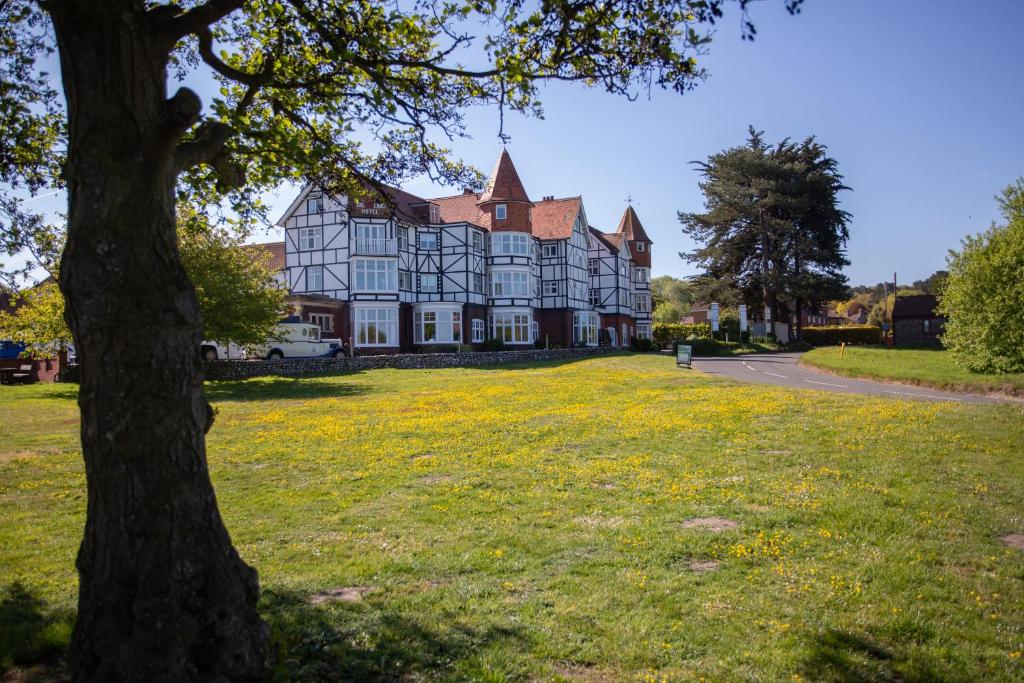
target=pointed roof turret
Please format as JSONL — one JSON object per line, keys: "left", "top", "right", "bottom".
{"left": 478, "top": 149, "right": 531, "bottom": 204}
{"left": 616, "top": 205, "right": 652, "bottom": 243}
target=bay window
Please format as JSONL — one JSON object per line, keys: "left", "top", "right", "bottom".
{"left": 490, "top": 270, "right": 530, "bottom": 297}
{"left": 354, "top": 259, "right": 397, "bottom": 291}
{"left": 354, "top": 307, "right": 398, "bottom": 346}
{"left": 491, "top": 232, "right": 529, "bottom": 256}
{"left": 489, "top": 310, "right": 532, "bottom": 343}
{"left": 414, "top": 307, "right": 462, "bottom": 344}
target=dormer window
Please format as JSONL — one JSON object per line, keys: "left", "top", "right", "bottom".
{"left": 636, "top": 242, "right": 645, "bottom": 252}
{"left": 495, "top": 204, "right": 507, "bottom": 220}
{"left": 429, "top": 204, "right": 440, "bottom": 223}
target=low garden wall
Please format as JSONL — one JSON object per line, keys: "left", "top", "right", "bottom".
{"left": 201, "top": 346, "right": 615, "bottom": 381}
{"left": 59, "top": 347, "right": 617, "bottom": 383}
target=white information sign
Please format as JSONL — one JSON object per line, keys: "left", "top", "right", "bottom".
{"left": 710, "top": 302, "right": 720, "bottom": 332}
{"left": 739, "top": 305, "right": 748, "bottom": 332}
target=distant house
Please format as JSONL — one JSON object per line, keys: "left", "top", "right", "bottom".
{"left": 893, "top": 294, "right": 945, "bottom": 346}
{"left": 681, "top": 304, "right": 709, "bottom": 325}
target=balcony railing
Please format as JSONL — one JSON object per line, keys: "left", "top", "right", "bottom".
{"left": 354, "top": 238, "right": 398, "bottom": 255}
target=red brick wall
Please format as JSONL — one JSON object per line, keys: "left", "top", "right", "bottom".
{"left": 629, "top": 241, "right": 652, "bottom": 268}
{"left": 0, "top": 354, "right": 65, "bottom": 382}
{"left": 535, "top": 309, "right": 573, "bottom": 347}
{"left": 482, "top": 201, "right": 532, "bottom": 233}
{"left": 599, "top": 313, "right": 636, "bottom": 347}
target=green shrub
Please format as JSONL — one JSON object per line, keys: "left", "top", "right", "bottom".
{"left": 652, "top": 322, "right": 712, "bottom": 344}
{"left": 801, "top": 325, "right": 882, "bottom": 346}
{"left": 631, "top": 337, "right": 657, "bottom": 352}
{"left": 477, "top": 338, "right": 506, "bottom": 351}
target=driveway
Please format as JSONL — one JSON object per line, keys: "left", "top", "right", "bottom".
{"left": 690, "top": 352, "right": 1006, "bottom": 404}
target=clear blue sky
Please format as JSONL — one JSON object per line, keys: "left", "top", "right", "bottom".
{"left": 256, "top": 0, "right": 1024, "bottom": 288}
{"left": 18, "top": 1, "right": 1024, "bottom": 289}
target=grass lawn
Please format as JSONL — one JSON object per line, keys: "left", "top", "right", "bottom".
{"left": 2, "top": 354, "right": 1024, "bottom": 681}
{"left": 802, "top": 345, "right": 1024, "bottom": 397}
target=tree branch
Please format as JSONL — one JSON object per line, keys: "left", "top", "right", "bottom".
{"left": 173, "top": 120, "right": 234, "bottom": 174}
{"left": 152, "top": 0, "right": 245, "bottom": 43}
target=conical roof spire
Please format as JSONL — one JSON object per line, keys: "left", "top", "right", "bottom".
{"left": 616, "top": 205, "right": 652, "bottom": 243}
{"left": 478, "top": 149, "right": 531, "bottom": 204}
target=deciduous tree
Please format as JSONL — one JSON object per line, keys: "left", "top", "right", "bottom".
{"left": 939, "top": 179, "right": 1024, "bottom": 373}
{"left": 0, "top": 0, "right": 801, "bottom": 678}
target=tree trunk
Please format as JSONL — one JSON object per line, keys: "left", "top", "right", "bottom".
{"left": 49, "top": 3, "right": 268, "bottom": 680}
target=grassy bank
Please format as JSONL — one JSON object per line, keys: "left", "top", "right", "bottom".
{"left": 802, "top": 346, "right": 1024, "bottom": 397}
{"left": 2, "top": 355, "right": 1023, "bottom": 680}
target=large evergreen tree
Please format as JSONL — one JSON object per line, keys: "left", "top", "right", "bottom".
{"left": 679, "top": 127, "right": 850, "bottom": 337}
{"left": 0, "top": 1, "right": 802, "bottom": 678}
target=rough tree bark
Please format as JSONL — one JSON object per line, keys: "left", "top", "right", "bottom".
{"left": 49, "top": 2, "right": 268, "bottom": 680}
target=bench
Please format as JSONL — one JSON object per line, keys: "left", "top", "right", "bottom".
{"left": 11, "top": 364, "right": 35, "bottom": 384}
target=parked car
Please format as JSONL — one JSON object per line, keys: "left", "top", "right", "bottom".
{"left": 199, "top": 340, "right": 247, "bottom": 361}
{"left": 248, "top": 323, "right": 344, "bottom": 360}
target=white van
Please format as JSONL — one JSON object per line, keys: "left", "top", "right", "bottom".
{"left": 249, "top": 323, "right": 343, "bottom": 360}
{"left": 200, "top": 341, "right": 247, "bottom": 361}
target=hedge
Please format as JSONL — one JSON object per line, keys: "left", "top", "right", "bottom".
{"left": 652, "top": 322, "right": 712, "bottom": 344}
{"left": 801, "top": 325, "right": 882, "bottom": 346}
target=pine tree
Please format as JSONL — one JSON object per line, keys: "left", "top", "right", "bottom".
{"left": 679, "top": 127, "right": 850, "bottom": 337}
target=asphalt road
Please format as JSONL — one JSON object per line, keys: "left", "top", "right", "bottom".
{"left": 690, "top": 352, "right": 1007, "bottom": 404}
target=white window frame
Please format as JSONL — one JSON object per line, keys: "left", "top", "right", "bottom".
{"left": 298, "top": 227, "right": 322, "bottom": 251}
{"left": 307, "top": 196, "right": 323, "bottom": 214}
{"left": 420, "top": 273, "right": 439, "bottom": 293}
{"left": 353, "top": 259, "right": 397, "bottom": 291}
{"left": 429, "top": 204, "right": 440, "bottom": 223}
{"left": 418, "top": 231, "right": 438, "bottom": 250}
{"left": 495, "top": 204, "right": 507, "bottom": 220}
{"left": 399, "top": 270, "right": 412, "bottom": 291}
{"left": 542, "top": 243, "right": 558, "bottom": 258}
{"left": 588, "top": 258, "right": 599, "bottom": 276}
{"left": 306, "top": 265, "right": 323, "bottom": 291}
{"left": 489, "top": 309, "right": 532, "bottom": 343}
{"left": 491, "top": 232, "right": 529, "bottom": 256}
{"left": 398, "top": 227, "right": 409, "bottom": 250}
{"left": 636, "top": 242, "right": 645, "bottom": 252}
{"left": 472, "top": 272, "right": 484, "bottom": 293}
{"left": 354, "top": 306, "right": 399, "bottom": 347}
{"left": 543, "top": 280, "right": 558, "bottom": 296}
{"left": 414, "top": 307, "right": 462, "bottom": 344}
{"left": 490, "top": 270, "right": 529, "bottom": 297}
{"left": 472, "top": 231, "right": 483, "bottom": 251}
{"left": 589, "top": 289, "right": 601, "bottom": 307}
{"left": 471, "top": 318, "right": 485, "bottom": 343}
{"left": 573, "top": 311, "right": 599, "bottom": 346}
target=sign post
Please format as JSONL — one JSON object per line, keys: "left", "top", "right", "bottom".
{"left": 676, "top": 344, "right": 692, "bottom": 368}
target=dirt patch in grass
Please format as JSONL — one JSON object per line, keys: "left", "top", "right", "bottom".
{"left": 688, "top": 560, "right": 720, "bottom": 573}
{"left": 306, "top": 586, "right": 378, "bottom": 605}
{"left": 418, "top": 474, "right": 453, "bottom": 485}
{"left": 680, "top": 517, "right": 738, "bottom": 532}
{"left": 547, "top": 663, "right": 618, "bottom": 682}
{"left": 1001, "top": 533, "right": 1024, "bottom": 551}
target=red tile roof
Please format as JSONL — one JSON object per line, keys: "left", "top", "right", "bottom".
{"left": 602, "top": 232, "right": 625, "bottom": 251}
{"left": 479, "top": 149, "right": 531, "bottom": 204}
{"left": 532, "top": 197, "right": 580, "bottom": 239}
{"left": 617, "top": 205, "right": 652, "bottom": 243}
{"left": 432, "top": 191, "right": 490, "bottom": 229}
{"left": 244, "top": 241, "right": 285, "bottom": 272}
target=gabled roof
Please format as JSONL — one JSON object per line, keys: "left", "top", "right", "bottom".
{"left": 616, "top": 205, "right": 652, "bottom": 243}
{"left": 356, "top": 184, "right": 432, "bottom": 225}
{"left": 478, "top": 149, "right": 531, "bottom": 204}
{"left": 893, "top": 294, "right": 941, "bottom": 319}
{"left": 532, "top": 197, "right": 581, "bottom": 240}
{"left": 588, "top": 226, "right": 616, "bottom": 252}
{"left": 242, "top": 241, "right": 286, "bottom": 272}
{"left": 603, "top": 232, "right": 626, "bottom": 251}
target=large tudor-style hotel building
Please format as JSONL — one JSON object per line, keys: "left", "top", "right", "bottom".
{"left": 274, "top": 150, "right": 653, "bottom": 352}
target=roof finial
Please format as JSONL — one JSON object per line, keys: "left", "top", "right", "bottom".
{"left": 625, "top": 193, "right": 633, "bottom": 205}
